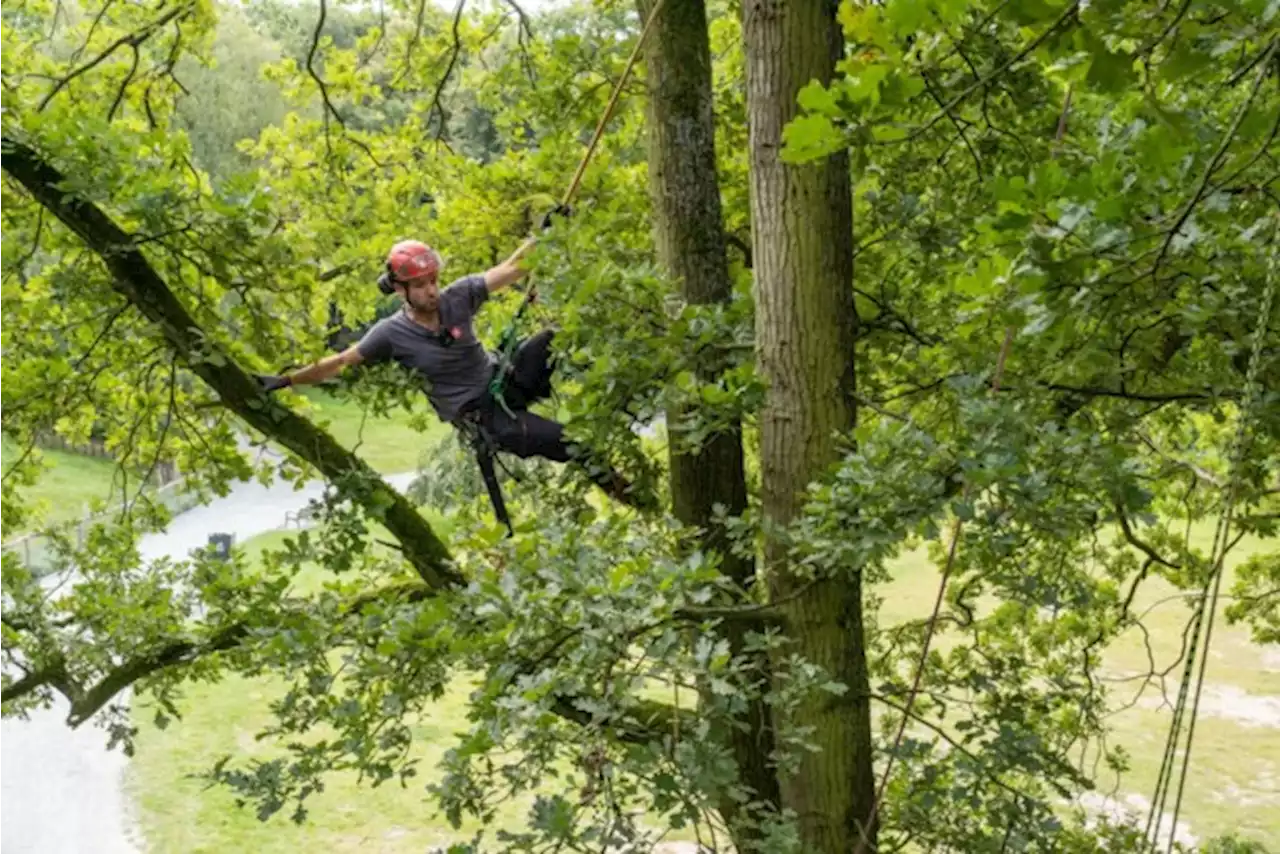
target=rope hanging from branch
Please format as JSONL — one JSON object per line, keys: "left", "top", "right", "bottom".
{"left": 1143, "top": 245, "right": 1276, "bottom": 853}
{"left": 490, "top": 0, "right": 668, "bottom": 402}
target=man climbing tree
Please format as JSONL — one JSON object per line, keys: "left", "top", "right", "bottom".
{"left": 257, "top": 224, "right": 643, "bottom": 513}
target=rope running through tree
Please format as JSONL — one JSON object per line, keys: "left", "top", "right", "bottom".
{"left": 489, "top": 0, "right": 669, "bottom": 405}
{"left": 1144, "top": 246, "right": 1276, "bottom": 852}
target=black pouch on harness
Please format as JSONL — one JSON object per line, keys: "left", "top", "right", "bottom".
{"left": 457, "top": 403, "right": 515, "bottom": 538}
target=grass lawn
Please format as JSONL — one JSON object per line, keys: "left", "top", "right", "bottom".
{"left": 876, "top": 524, "right": 1280, "bottom": 848}
{"left": 298, "top": 388, "right": 450, "bottom": 475}
{"left": 1, "top": 434, "right": 120, "bottom": 534}
{"left": 128, "top": 529, "right": 698, "bottom": 853}
{"left": 2, "top": 391, "right": 441, "bottom": 539}
{"left": 128, "top": 521, "right": 1278, "bottom": 851}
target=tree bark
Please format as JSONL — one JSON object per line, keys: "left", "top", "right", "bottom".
{"left": 741, "top": 1, "right": 874, "bottom": 850}
{"left": 637, "top": 0, "right": 781, "bottom": 838}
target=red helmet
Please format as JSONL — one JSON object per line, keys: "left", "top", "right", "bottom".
{"left": 385, "top": 240, "right": 442, "bottom": 283}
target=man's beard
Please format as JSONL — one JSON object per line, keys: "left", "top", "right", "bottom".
{"left": 407, "top": 292, "right": 438, "bottom": 314}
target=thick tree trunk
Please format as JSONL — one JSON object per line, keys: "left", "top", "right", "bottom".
{"left": 741, "top": 1, "right": 875, "bottom": 851}
{"left": 637, "top": 0, "right": 781, "bottom": 840}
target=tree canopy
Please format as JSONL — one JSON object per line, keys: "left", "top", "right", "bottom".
{"left": 2, "top": 0, "right": 1277, "bottom": 851}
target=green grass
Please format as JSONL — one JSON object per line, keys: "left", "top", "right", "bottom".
{"left": 1, "top": 435, "right": 120, "bottom": 534}
{"left": 876, "top": 524, "right": 1280, "bottom": 849}
{"left": 2, "top": 390, "right": 441, "bottom": 538}
{"left": 128, "top": 530, "right": 601, "bottom": 854}
{"left": 128, "top": 522, "right": 1279, "bottom": 851}
{"left": 130, "top": 673, "right": 501, "bottom": 853}
{"left": 128, "top": 530, "right": 457, "bottom": 854}
{"left": 298, "top": 389, "right": 451, "bottom": 475}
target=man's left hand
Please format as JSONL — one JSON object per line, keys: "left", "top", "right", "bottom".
{"left": 255, "top": 374, "right": 292, "bottom": 393}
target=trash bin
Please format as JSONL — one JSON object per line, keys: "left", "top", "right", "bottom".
{"left": 208, "top": 532, "right": 234, "bottom": 561}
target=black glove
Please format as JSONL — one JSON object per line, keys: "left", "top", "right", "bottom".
{"left": 256, "top": 374, "right": 292, "bottom": 393}
{"left": 540, "top": 203, "right": 572, "bottom": 231}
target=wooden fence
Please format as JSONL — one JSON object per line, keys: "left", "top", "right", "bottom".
{"left": 32, "top": 432, "right": 181, "bottom": 485}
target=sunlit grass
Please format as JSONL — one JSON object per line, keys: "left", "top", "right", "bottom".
{"left": 129, "top": 520, "right": 1278, "bottom": 850}
{"left": 874, "top": 525, "right": 1280, "bottom": 848}
{"left": 1, "top": 434, "right": 121, "bottom": 534}
{"left": 299, "top": 388, "right": 450, "bottom": 475}
{"left": 128, "top": 524, "right": 695, "bottom": 853}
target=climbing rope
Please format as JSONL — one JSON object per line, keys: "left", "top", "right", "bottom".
{"left": 471, "top": 0, "right": 668, "bottom": 533}
{"left": 1144, "top": 248, "right": 1276, "bottom": 852}
{"left": 855, "top": 326, "right": 1016, "bottom": 852}
{"left": 488, "top": 0, "right": 668, "bottom": 409}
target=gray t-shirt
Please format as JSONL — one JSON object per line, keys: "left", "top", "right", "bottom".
{"left": 356, "top": 274, "right": 494, "bottom": 422}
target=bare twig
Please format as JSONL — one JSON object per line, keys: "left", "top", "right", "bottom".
{"left": 107, "top": 43, "right": 141, "bottom": 122}
{"left": 40, "top": 3, "right": 193, "bottom": 111}
{"left": 503, "top": 0, "right": 537, "bottom": 84}
{"left": 921, "top": 69, "right": 982, "bottom": 176}
{"left": 882, "top": 0, "right": 1082, "bottom": 145}
{"left": 427, "top": 0, "right": 468, "bottom": 141}
{"left": 393, "top": 0, "right": 429, "bottom": 87}
{"left": 1115, "top": 505, "right": 1181, "bottom": 570}
{"left": 308, "top": 0, "right": 342, "bottom": 159}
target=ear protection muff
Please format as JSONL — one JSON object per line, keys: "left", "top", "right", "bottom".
{"left": 377, "top": 270, "right": 396, "bottom": 295}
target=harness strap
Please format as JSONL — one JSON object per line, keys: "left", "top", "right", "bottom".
{"left": 458, "top": 408, "right": 515, "bottom": 538}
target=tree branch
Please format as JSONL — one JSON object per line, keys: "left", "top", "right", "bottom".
{"left": 1116, "top": 508, "right": 1179, "bottom": 565}
{"left": 427, "top": 0, "right": 468, "bottom": 141}
{"left": 884, "top": 0, "right": 1081, "bottom": 144}
{"left": 1, "top": 134, "right": 461, "bottom": 591}
{"left": 1035, "top": 382, "right": 1236, "bottom": 403}
{"left": 869, "top": 692, "right": 1039, "bottom": 807}
{"left": 1151, "top": 39, "right": 1278, "bottom": 280}
{"left": 66, "top": 623, "right": 249, "bottom": 725}
{"left": 725, "top": 232, "right": 753, "bottom": 269}
{"left": 551, "top": 695, "right": 693, "bottom": 746}
{"left": 39, "top": 2, "right": 193, "bottom": 111}
{"left": 106, "top": 43, "right": 141, "bottom": 122}
{"left": 307, "top": 0, "right": 343, "bottom": 133}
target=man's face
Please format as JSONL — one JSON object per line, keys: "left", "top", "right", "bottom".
{"left": 400, "top": 272, "right": 439, "bottom": 312}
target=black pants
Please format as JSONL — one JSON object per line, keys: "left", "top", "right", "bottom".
{"left": 463, "top": 330, "right": 643, "bottom": 508}
{"left": 472, "top": 329, "right": 571, "bottom": 462}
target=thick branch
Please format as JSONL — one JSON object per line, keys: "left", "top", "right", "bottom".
{"left": 552, "top": 695, "right": 693, "bottom": 746}
{"left": 67, "top": 623, "right": 249, "bottom": 725}
{"left": 1, "top": 135, "right": 460, "bottom": 591}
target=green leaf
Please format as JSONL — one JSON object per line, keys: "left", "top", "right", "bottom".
{"left": 782, "top": 114, "right": 847, "bottom": 163}
{"left": 1085, "top": 46, "right": 1136, "bottom": 93}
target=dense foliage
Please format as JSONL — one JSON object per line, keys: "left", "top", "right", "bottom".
{"left": 2, "top": 0, "right": 1276, "bottom": 851}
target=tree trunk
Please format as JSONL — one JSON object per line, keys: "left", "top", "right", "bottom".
{"left": 741, "top": 0, "right": 875, "bottom": 850}
{"left": 637, "top": 0, "right": 781, "bottom": 840}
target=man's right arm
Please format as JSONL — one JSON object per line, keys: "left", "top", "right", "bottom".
{"left": 259, "top": 319, "right": 392, "bottom": 393}
{"left": 284, "top": 345, "right": 364, "bottom": 387}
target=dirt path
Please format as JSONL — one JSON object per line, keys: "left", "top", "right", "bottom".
{"left": 1, "top": 472, "right": 418, "bottom": 854}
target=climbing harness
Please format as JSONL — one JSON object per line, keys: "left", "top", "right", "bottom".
{"left": 468, "top": 0, "right": 669, "bottom": 533}
{"left": 856, "top": 326, "right": 1016, "bottom": 853}
{"left": 1143, "top": 251, "right": 1275, "bottom": 853}
{"left": 457, "top": 408, "right": 516, "bottom": 537}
